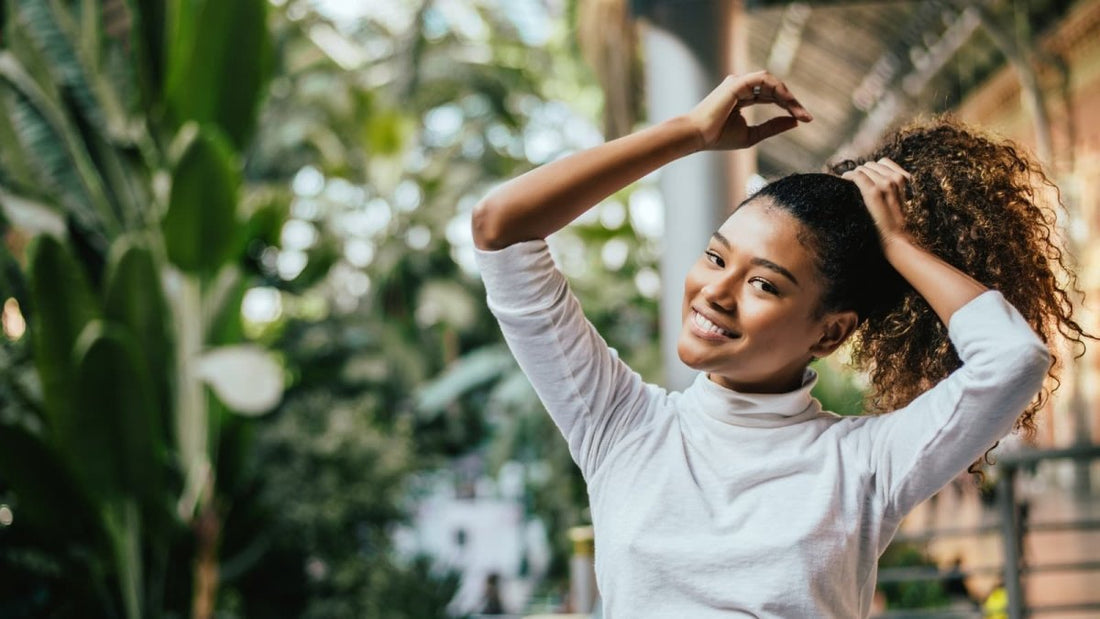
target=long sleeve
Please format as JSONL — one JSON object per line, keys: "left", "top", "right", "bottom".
{"left": 474, "top": 239, "right": 659, "bottom": 480}
{"left": 854, "top": 290, "right": 1050, "bottom": 518}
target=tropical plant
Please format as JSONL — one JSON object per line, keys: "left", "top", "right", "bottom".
{"left": 0, "top": 0, "right": 285, "bottom": 616}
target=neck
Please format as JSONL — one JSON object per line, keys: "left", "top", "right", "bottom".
{"left": 707, "top": 365, "right": 809, "bottom": 394}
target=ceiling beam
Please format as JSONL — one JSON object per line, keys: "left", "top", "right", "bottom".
{"left": 830, "top": 0, "right": 977, "bottom": 161}
{"left": 765, "top": 2, "right": 812, "bottom": 77}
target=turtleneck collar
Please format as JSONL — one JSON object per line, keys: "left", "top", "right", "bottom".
{"left": 679, "top": 368, "right": 822, "bottom": 428}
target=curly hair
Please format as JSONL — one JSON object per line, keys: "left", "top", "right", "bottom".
{"left": 842, "top": 119, "right": 1088, "bottom": 430}
{"left": 756, "top": 117, "right": 1091, "bottom": 472}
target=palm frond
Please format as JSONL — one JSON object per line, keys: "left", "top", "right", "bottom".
{"left": 13, "top": 0, "right": 108, "bottom": 132}
{"left": 0, "top": 86, "right": 98, "bottom": 233}
{"left": 50, "top": 0, "right": 144, "bottom": 142}
{"left": 6, "top": 0, "right": 152, "bottom": 228}
{"left": 0, "top": 52, "right": 120, "bottom": 237}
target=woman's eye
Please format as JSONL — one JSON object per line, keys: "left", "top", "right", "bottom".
{"left": 705, "top": 251, "right": 724, "bottom": 268}
{"left": 750, "top": 278, "right": 779, "bottom": 295}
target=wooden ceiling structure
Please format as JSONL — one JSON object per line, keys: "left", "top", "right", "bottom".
{"left": 636, "top": 0, "right": 1078, "bottom": 178}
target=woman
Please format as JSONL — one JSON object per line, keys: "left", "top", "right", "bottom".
{"left": 470, "top": 71, "right": 1085, "bottom": 617}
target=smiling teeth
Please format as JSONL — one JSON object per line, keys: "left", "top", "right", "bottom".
{"left": 693, "top": 311, "right": 734, "bottom": 337}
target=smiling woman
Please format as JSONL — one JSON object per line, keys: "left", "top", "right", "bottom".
{"left": 470, "top": 71, "right": 1086, "bottom": 617}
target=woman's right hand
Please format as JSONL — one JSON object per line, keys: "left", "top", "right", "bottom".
{"left": 685, "top": 71, "right": 813, "bottom": 151}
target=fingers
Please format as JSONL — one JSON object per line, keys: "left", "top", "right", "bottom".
{"left": 746, "top": 115, "right": 798, "bottom": 146}
{"left": 841, "top": 159, "right": 911, "bottom": 242}
{"left": 876, "top": 157, "right": 912, "bottom": 180}
{"left": 731, "top": 71, "right": 813, "bottom": 123}
{"left": 843, "top": 159, "right": 909, "bottom": 194}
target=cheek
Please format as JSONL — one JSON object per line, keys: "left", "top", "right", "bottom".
{"left": 681, "top": 267, "right": 704, "bottom": 318}
{"left": 744, "top": 304, "right": 816, "bottom": 343}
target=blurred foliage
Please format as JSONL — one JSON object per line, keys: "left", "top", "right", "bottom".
{"left": 253, "top": 0, "right": 640, "bottom": 601}
{"left": 812, "top": 355, "right": 867, "bottom": 417}
{"left": 878, "top": 542, "right": 951, "bottom": 609}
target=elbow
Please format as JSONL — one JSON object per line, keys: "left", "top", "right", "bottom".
{"left": 1023, "top": 338, "right": 1053, "bottom": 380}
{"left": 966, "top": 336, "right": 1051, "bottom": 392}
{"left": 1004, "top": 337, "right": 1052, "bottom": 392}
{"left": 471, "top": 195, "right": 507, "bottom": 251}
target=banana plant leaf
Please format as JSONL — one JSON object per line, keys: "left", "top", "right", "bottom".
{"left": 103, "top": 235, "right": 173, "bottom": 425}
{"left": 70, "top": 320, "right": 163, "bottom": 503}
{"left": 27, "top": 234, "right": 101, "bottom": 429}
{"left": 161, "top": 125, "right": 242, "bottom": 277}
{"left": 162, "top": 0, "right": 270, "bottom": 150}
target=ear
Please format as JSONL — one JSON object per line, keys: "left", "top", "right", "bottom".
{"left": 809, "top": 310, "right": 859, "bottom": 358}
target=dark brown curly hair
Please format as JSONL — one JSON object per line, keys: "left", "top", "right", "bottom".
{"left": 755, "top": 117, "right": 1090, "bottom": 472}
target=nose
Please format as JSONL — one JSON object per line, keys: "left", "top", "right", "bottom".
{"left": 701, "top": 276, "right": 737, "bottom": 314}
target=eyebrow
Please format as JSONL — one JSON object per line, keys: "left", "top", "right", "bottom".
{"left": 711, "top": 231, "right": 801, "bottom": 287}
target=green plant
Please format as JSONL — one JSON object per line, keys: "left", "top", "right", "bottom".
{"left": 0, "top": 0, "right": 282, "bottom": 616}
{"left": 878, "top": 542, "right": 951, "bottom": 609}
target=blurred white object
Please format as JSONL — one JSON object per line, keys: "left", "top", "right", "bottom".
{"left": 197, "top": 345, "right": 284, "bottom": 414}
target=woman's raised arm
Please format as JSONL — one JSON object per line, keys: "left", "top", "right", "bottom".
{"left": 472, "top": 71, "right": 812, "bottom": 250}
{"left": 843, "top": 158, "right": 1051, "bottom": 516}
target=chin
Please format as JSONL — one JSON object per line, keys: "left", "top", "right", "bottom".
{"left": 676, "top": 330, "right": 715, "bottom": 372}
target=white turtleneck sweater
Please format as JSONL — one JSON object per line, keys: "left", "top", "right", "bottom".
{"left": 474, "top": 239, "right": 1050, "bottom": 618}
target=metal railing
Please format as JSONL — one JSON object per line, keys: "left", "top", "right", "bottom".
{"left": 875, "top": 444, "right": 1100, "bottom": 618}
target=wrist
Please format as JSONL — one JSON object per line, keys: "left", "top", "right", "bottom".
{"left": 668, "top": 114, "right": 707, "bottom": 154}
{"left": 881, "top": 232, "right": 917, "bottom": 261}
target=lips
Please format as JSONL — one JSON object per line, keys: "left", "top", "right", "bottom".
{"left": 690, "top": 309, "right": 738, "bottom": 339}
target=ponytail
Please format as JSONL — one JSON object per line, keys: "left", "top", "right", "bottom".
{"left": 834, "top": 117, "right": 1090, "bottom": 441}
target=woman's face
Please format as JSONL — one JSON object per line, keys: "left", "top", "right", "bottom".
{"left": 677, "top": 198, "right": 854, "bottom": 393}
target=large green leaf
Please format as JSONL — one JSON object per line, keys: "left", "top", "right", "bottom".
{"left": 70, "top": 320, "right": 163, "bottom": 502}
{"left": 161, "top": 126, "right": 241, "bottom": 276}
{"left": 162, "top": 0, "right": 270, "bottom": 149}
{"left": 103, "top": 235, "right": 173, "bottom": 425}
{"left": 27, "top": 234, "right": 101, "bottom": 427}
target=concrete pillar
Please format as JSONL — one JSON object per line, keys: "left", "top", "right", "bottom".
{"left": 723, "top": 0, "right": 756, "bottom": 211}
{"left": 637, "top": 1, "right": 732, "bottom": 390}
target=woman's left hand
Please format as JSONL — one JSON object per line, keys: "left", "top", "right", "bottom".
{"left": 842, "top": 158, "right": 913, "bottom": 248}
